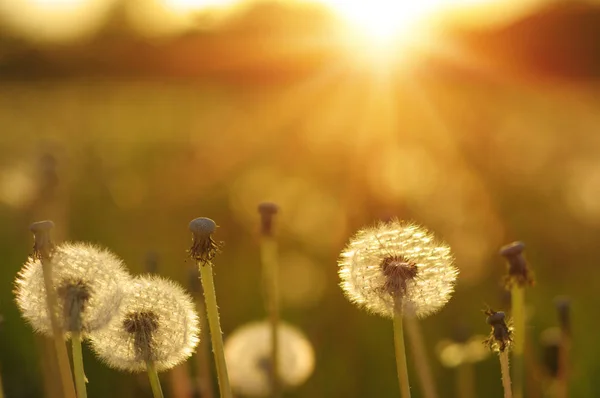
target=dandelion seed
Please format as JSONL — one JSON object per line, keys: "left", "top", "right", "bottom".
{"left": 89, "top": 275, "right": 200, "bottom": 373}
{"left": 15, "top": 241, "right": 131, "bottom": 336}
{"left": 338, "top": 219, "right": 458, "bottom": 319}
{"left": 224, "top": 321, "right": 315, "bottom": 397}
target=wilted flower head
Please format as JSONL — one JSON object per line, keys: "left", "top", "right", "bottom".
{"left": 89, "top": 275, "right": 199, "bottom": 372}
{"left": 338, "top": 219, "right": 458, "bottom": 318}
{"left": 15, "top": 242, "right": 131, "bottom": 335}
{"left": 483, "top": 309, "right": 513, "bottom": 353}
{"left": 224, "top": 321, "right": 315, "bottom": 397}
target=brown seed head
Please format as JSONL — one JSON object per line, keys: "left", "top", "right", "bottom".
{"left": 380, "top": 255, "right": 419, "bottom": 299}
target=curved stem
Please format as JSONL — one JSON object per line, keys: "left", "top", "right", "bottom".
{"left": 71, "top": 332, "right": 87, "bottom": 398}
{"left": 511, "top": 286, "right": 525, "bottom": 398}
{"left": 199, "top": 261, "right": 233, "bottom": 398}
{"left": 146, "top": 361, "right": 164, "bottom": 398}
{"left": 404, "top": 315, "right": 438, "bottom": 398}
{"left": 260, "top": 237, "right": 280, "bottom": 398}
{"left": 500, "top": 351, "right": 513, "bottom": 398}
{"left": 393, "top": 302, "right": 411, "bottom": 398}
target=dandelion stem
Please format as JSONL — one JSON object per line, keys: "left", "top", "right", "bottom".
{"left": 260, "top": 236, "right": 281, "bottom": 398}
{"left": 71, "top": 331, "right": 87, "bottom": 398}
{"left": 194, "top": 296, "right": 215, "bottom": 398}
{"left": 146, "top": 361, "right": 165, "bottom": 398}
{"left": 456, "top": 364, "right": 475, "bottom": 398}
{"left": 500, "top": 351, "right": 513, "bottom": 398}
{"left": 38, "top": 243, "right": 77, "bottom": 398}
{"left": 393, "top": 301, "right": 411, "bottom": 398}
{"left": 199, "top": 261, "right": 233, "bottom": 398}
{"left": 404, "top": 315, "right": 438, "bottom": 398}
{"left": 511, "top": 286, "right": 525, "bottom": 398}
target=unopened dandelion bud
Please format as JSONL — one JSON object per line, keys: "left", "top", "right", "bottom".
{"left": 257, "top": 202, "right": 279, "bottom": 236}
{"left": 188, "top": 217, "right": 220, "bottom": 263}
{"left": 29, "top": 220, "right": 55, "bottom": 259}
{"left": 89, "top": 276, "right": 199, "bottom": 373}
{"left": 554, "top": 296, "right": 571, "bottom": 335}
{"left": 338, "top": 219, "right": 458, "bottom": 318}
{"left": 499, "top": 241, "right": 534, "bottom": 288}
{"left": 15, "top": 242, "right": 131, "bottom": 336}
{"left": 225, "top": 321, "right": 314, "bottom": 397}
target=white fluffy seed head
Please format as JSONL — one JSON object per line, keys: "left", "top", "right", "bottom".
{"left": 225, "top": 321, "right": 315, "bottom": 397}
{"left": 89, "top": 275, "right": 199, "bottom": 373}
{"left": 338, "top": 219, "right": 458, "bottom": 319}
{"left": 14, "top": 242, "right": 131, "bottom": 336}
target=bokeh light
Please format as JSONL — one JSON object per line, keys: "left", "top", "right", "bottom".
{"left": 0, "top": 0, "right": 116, "bottom": 42}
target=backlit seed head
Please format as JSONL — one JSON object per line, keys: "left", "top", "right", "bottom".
{"left": 225, "top": 321, "right": 315, "bottom": 397}
{"left": 89, "top": 275, "right": 199, "bottom": 373}
{"left": 188, "top": 217, "right": 221, "bottom": 263}
{"left": 15, "top": 242, "right": 131, "bottom": 335}
{"left": 338, "top": 219, "right": 458, "bottom": 318}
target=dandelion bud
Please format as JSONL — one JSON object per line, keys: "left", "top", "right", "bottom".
{"left": 499, "top": 241, "right": 534, "bottom": 288}
{"left": 15, "top": 242, "right": 131, "bottom": 336}
{"left": 338, "top": 219, "right": 458, "bottom": 318}
{"left": 188, "top": 217, "right": 220, "bottom": 263}
{"left": 224, "top": 321, "right": 314, "bottom": 397}
{"left": 89, "top": 275, "right": 199, "bottom": 372}
{"left": 483, "top": 309, "right": 513, "bottom": 353}
{"left": 257, "top": 202, "right": 279, "bottom": 236}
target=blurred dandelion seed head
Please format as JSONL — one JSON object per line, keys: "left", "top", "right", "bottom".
{"left": 15, "top": 242, "right": 130, "bottom": 335}
{"left": 225, "top": 321, "right": 315, "bottom": 397}
{"left": 338, "top": 219, "right": 458, "bottom": 318}
{"left": 89, "top": 275, "right": 199, "bottom": 372}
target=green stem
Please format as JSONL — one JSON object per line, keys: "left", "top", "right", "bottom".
{"left": 260, "top": 237, "right": 280, "bottom": 398}
{"left": 404, "top": 315, "right": 438, "bottom": 398}
{"left": 393, "top": 302, "right": 411, "bottom": 398}
{"left": 511, "top": 286, "right": 525, "bottom": 398}
{"left": 41, "top": 255, "right": 77, "bottom": 398}
{"left": 146, "top": 361, "right": 164, "bottom": 398}
{"left": 71, "top": 332, "right": 87, "bottom": 398}
{"left": 194, "top": 296, "right": 215, "bottom": 398}
{"left": 199, "top": 261, "right": 233, "bottom": 398}
{"left": 500, "top": 351, "right": 513, "bottom": 398}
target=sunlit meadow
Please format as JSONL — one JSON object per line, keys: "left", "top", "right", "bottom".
{"left": 0, "top": 0, "right": 599, "bottom": 397}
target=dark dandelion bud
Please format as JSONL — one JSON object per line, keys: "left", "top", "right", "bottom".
{"left": 29, "top": 220, "right": 55, "bottom": 259}
{"left": 258, "top": 202, "right": 279, "bottom": 236}
{"left": 540, "top": 328, "right": 561, "bottom": 378}
{"left": 483, "top": 308, "right": 513, "bottom": 352}
{"left": 188, "top": 217, "right": 221, "bottom": 263}
{"left": 554, "top": 296, "right": 571, "bottom": 335}
{"left": 499, "top": 241, "right": 534, "bottom": 288}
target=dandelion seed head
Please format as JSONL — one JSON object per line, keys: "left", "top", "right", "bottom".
{"left": 89, "top": 275, "right": 199, "bottom": 373}
{"left": 338, "top": 219, "right": 458, "bottom": 318}
{"left": 225, "top": 321, "right": 315, "bottom": 397}
{"left": 15, "top": 242, "right": 131, "bottom": 335}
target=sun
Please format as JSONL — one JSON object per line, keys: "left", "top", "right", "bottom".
{"left": 316, "top": 0, "right": 497, "bottom": 45}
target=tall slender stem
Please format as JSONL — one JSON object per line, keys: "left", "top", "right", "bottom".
{"left": 404, "top": 315, "right": 438, "bottom": 398}
{"left": 393, "top": 301, "right": 411, "bottom": 398}
{"left": 146, "top": 361, "right": 165, "bottom": 398}
{"left": 511, "top": 286, "right": 525, "bottom": 398}
{"left": 260, "top": 237, "right": 280, "bottom": 398}
{"left": 71, "top": 332, "right": 87, "bottom": 398}
{"left": 40, "top": 254, "right": 77, "bottom": 398}
{"left": 194, "top": 296, "right": 215, "bottom": 398}
{"left": 500, "top": 351, "right": 513, "bottom": 398}
{"left": 198, "top": 261, "right": 233, "bottom": 398}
